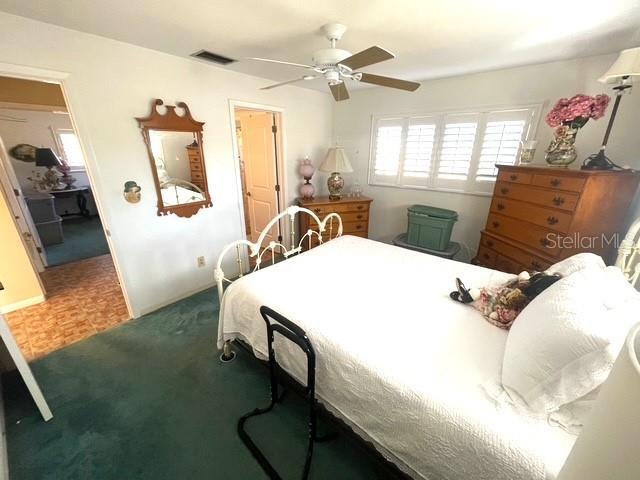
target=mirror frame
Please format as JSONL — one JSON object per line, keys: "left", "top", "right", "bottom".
{"left": 136, "top": 99, "right": 212, "bottom": 218}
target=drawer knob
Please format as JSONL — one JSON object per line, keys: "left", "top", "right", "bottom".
{"left": 531, "top": 260, "right": 542, "bottom": 270}
{"left": 552, "top": 196, "right": 565, "bottom": 206}
{"left": 540, "top": 237, "right": 552, "bottom": 248}
{"left": 500, "top": 187, "right": 510, "bottom": 195}
{"left": 483, "top": 253, "right": 490, "bottom": 260}
{"left": 550, "top": 178, "right": 562, "bottom": 187}
{"left": 357, "top": 205, "right": 364, "bottom": 210}
{"left": 357, "top": 214, "right": 363, "bottom": 220}
{"left": 547, "top": 216, "right": 559, "bottom": 225}
{"left": 492, "top": 221, "right": 500, "bottom": 229}
{"left": 314, "top": 208, "right": 321, "bottom": 213}
{"left": 487, "top": 240, "right": 494, "bottom": 247}
{"left": 496, "top": 203, "right": 505, "bottom": 211}
{"left": 356, "top": 225, "right": 362, "bottom": 230}
{"left": 510, "top": 174, "right": 518, "bottom": 181}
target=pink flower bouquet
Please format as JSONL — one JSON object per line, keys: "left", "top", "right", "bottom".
{"left": 545, "top": 94, "right": 610, "bottom": 130}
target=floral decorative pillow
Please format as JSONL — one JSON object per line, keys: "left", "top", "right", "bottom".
{"left": 451, "top": 271, "right": 562, "bottom": 330}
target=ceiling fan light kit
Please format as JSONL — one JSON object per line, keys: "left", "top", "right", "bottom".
{"left": 250, "top": 23, "right": 421, "bottom": 100}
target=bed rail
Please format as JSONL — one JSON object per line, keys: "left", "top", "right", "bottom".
{"left": 616, "top": 217, "right": 640, "bottom": 289}
{"left": 215, "top": 205, "right": 342, "bottom": 361}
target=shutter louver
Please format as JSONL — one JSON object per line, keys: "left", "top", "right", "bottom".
{"left": 373, "top": 120, "right": 403, "bottom": 177}
{"left": 402, "top": 122, "right": 436, "bottom": 179}
{"left": 476, "top": 120, "right": 526, "bottom": 181}
{"left": 437, "top": 121, "right": 477, "bottom": 180}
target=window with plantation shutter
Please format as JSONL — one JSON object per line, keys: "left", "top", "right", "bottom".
{"left": 369, "top": 104, "right": 540, "bottom": 194}
{"left": 436, "top": 115, "right": 478, "bottom": 184}
{"left": 475, "top": 109, "right": 533, "bottom": 183}
{"left": 372, "top": 119, "right": 403, "bottom": 178}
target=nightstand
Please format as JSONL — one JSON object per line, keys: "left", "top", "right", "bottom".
{"left": 297, "top": 196, "right": 373, "bottom": 249}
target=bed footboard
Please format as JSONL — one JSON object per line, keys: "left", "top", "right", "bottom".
{"left": 215, "top": 205, "right": 342, "bottom": 361}
{"left": 616, "top": 217, "right": 640, "bottom": 289}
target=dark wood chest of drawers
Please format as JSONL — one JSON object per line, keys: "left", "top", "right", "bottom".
{"left": 297, "top": 196, "right": 372, "bottom": 249}
{"left": 473, "top": 165, "right": 640, "bottom": 274}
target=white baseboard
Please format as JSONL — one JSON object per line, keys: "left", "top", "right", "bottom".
{"left": 0, "top": 295, "right": 45, "bottom": 314}
{"left": 136, "top": 282, "right": 216, "bottom": 317}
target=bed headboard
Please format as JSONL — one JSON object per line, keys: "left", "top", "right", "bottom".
{"left": 214, "top": 205, "right": 342, "bottom": 302}
{"left": 616, "top": 217, "right": 640, "bottom": 289}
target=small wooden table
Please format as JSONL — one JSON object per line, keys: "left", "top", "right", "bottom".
{"left": 50, "top": 186, "right": 91, "bottom": 219}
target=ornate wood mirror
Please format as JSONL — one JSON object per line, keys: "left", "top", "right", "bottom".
{"left": 136, "top": 99, "right": 212, "bottom": 218}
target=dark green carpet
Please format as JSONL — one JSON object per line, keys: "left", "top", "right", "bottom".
{"left": 3, "top": 288, "right": 396, "bottom": 479}
{"left": 45, "top": 216, "right": 109, "bottom": 266}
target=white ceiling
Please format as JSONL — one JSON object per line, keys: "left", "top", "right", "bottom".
{"left": 1, "top": 0, "right": 639, "bottom": 92}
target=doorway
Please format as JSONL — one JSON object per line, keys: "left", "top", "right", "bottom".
{"left": 233, "top": 106, "right": 284, "bottom": 245}
{"left": 0, "top": 75, "right": 130, "bottom": 360}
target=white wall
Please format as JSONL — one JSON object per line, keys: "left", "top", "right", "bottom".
{"left": 334, "top": 54, "right": 640, "bottom": 259}
{"left": 0, "top": 12, "right": 333, "bottom": 316}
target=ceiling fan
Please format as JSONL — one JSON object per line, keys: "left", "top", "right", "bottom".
{"left": 248, "top": 23, "right": 420, "bottom": 101}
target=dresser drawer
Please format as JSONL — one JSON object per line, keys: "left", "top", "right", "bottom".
{"left": 486, "top": 213, "right": 562, "bottom": 257}
{"left": 494, "top": 182, "right": 579, "bottom": 211}
{"left": 531, "top": 173, "right": 586, "bottom": 192}
{"left": 310, "top": 211, "right": 368, "bottom": 226}
{"left": 497, "top": 170, "right": 533, "bottom": 185}
{"left": 476, "top": 245, "right": 498, "bottom": 266}
{"left": 495, "top": 254, "right": 522, "bottom": 275}
{"left": 191, "top": 171, "right": 204, "bottom": 181}
{"left": 343, "top": 221, "right": 368, "bottom": 235}
{"left": 481, "top": 232, "right": 551, "bottom": 272}
{"left": 490, "top": 197, "right": 573, "bottom": 232}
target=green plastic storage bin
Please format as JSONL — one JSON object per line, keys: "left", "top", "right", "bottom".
{"left": 406, "top": 205, "right": 458, "bottom": 251}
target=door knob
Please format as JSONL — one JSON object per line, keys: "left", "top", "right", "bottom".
{"left": 246, "top": 191, "right": 252, "bottom": 197}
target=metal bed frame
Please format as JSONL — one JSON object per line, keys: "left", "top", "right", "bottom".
{"left": 616, "top": 217, "right": 640, "bottom": 289}
{"left": 215, "top": 205, "right": 342, "bottom": 362}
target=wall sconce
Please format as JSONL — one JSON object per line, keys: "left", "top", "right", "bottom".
{"left": 123, "top": 181, "right": 141, "bottom": 203}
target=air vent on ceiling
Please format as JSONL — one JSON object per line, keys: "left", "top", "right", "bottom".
{"left": 191, "top": 50, "right": 236, "bottom": 65}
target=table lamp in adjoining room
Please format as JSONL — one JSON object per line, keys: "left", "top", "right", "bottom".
{"left": 319, "top": 146, "right": 353, "bottom": 200}
{"left": 557, "top": 322, "right": 640, "bottom": 480}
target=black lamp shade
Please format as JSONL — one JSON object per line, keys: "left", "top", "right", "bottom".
{"left": 35, "top": 148, "right": 62, "bottom": 168}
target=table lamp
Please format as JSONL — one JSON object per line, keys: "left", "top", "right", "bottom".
{"left": 583, "top": 47, "right": 640, "bottom": 170}
{"left": 35, "top": 148, "right": 62, "bottom": 169}
{"left": 319, "top": 146, "right": 353, "bottom": 200}
{"left": 557, "top": 322, "right": 640, "bottom": 480}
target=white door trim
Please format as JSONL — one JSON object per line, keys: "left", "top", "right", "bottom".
{"left": 0, "top": 62, "right": 134, "bottom": 319}
{"left": 0, "top": 138, "right": 47, "bottom": 271}
{"left": 228, "top": 100, "right": 288, "bottom": 256}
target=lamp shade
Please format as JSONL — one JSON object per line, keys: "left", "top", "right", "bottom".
{"left": 319, "top": 147, "right": 353, "bottom": 173}
{"left": 599, "top": 47, "right": 640, "bottom": 83}
{"left": 35, "top": 148, "right": 62, "bottom": 168}
{"left": 557, "top": 322, "right": 640, "bottom": 480}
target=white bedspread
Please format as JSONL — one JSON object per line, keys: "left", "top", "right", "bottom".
{"left": 218, "top": 236, "right": 576, "bottom": 480}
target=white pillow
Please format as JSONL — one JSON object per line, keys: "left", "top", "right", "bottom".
{"left": 545, "top": 252, "right": 605, "bottom": 277}
{"left": 502, "top": 266, "right": 640, "bottom": 420}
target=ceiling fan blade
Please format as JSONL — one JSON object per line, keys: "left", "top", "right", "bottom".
{"left": 260, "top": 76, "right": 316, "bottom": 90}
{"left": 339, "top": 46, "right": 394, "bottom": 70}
{"left": 358, "top": 72, "right": 420, "bottom": 92}
{"left": 246, "top": 57, "right": 314, "bottom": 69}
{"left": 329, "top": 82, "right": 349, "bottom": 102}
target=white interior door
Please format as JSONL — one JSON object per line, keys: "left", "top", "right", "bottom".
{"left": 0, "top": 137, "right": 47, "bottom": 271}
{"left": 238, "top": 111, "right": 280, "bottom": 244}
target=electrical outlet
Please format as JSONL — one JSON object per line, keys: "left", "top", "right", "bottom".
{"left": 197, "top": 256, "right": 206, "bottom": 268}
